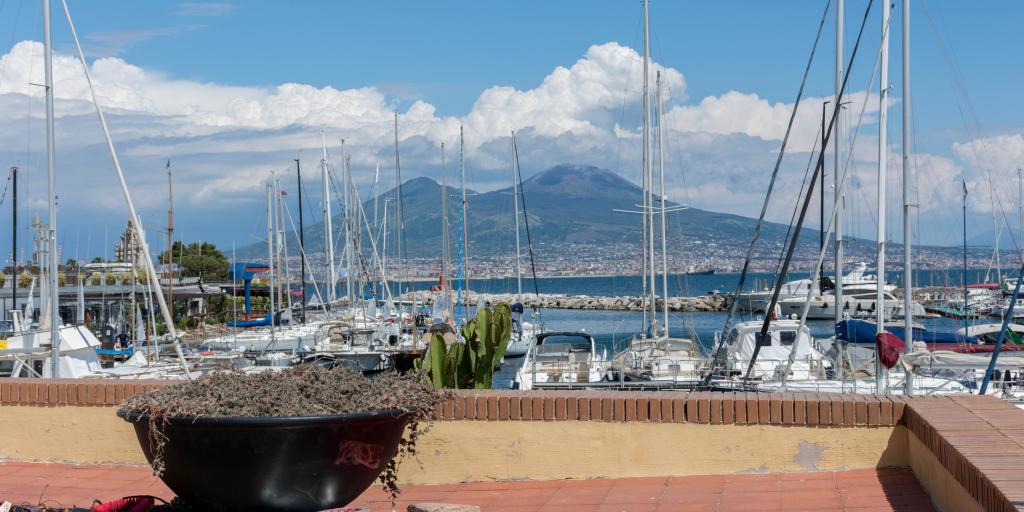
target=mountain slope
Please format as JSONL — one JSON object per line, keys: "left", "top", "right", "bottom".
{"left": 242, "top": 164, "right": 817, "bottom": 259}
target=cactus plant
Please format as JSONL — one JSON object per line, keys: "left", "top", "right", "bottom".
{"left": 419, "top": 303, "right": 512, "bottom": 389}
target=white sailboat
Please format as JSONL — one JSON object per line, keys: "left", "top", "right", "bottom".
{"left": 2, "top": 0, "right": 193, "bottom": 380}
{"left": 605, "top": 1, "right": 701, "bottom": 386}
{"left": 505, "top": 131, "right": 541, "bottom": 358}
{"left": 719, "top": 0, "right": 1024, "bottom": 402}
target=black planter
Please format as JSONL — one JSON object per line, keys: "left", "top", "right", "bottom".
{"left": 118, "top": 409, "right": 412, "bottom": 511}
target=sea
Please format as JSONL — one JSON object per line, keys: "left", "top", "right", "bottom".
{"left": 378, "top": 268, "right": 1016, "bottom": 388}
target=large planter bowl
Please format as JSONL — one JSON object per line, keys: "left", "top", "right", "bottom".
{"left": 118, "top": 409, "right": 412, "bottom": 511}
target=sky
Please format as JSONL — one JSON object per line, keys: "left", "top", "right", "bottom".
{"left": 1, "top": 0, "right": 1023, "bottom": 263}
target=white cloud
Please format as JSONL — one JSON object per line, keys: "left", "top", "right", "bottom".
{"left": 664, "top": 90, "right": 883, "bottom": 155}
{"left": 0, "top": 38, "right": 1019, "bottom": 250}
{"left": 951, "top": 134, "right": 1024, "bottom": 214}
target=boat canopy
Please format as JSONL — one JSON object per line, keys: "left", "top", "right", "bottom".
{"left": 901, "top": 350, "right": 1024, "bottom": 370}
{"left": 727, "top": 321, "right": 814, "bottom": 362}
{"left": 836, "top": 319, "right": 976, "bottom": 345}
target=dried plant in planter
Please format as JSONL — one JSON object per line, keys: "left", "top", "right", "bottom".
{"left": 118, "top": 365, "right": 452, "bottom": 498}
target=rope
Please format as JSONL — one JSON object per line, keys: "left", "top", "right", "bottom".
{"left": 512, "top": 133, "right": 543, "bottom": 325}
{"left": 704, "top": 0, "right": 832, "bottom": 381}
{"left": 743, "top": 0, "right": 877, "bottom": 381}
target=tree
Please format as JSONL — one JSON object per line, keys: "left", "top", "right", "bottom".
{"left": 159, "top": 241, "right": 229, "bottom": 281}
{"left": 64, "top": 259, "right": 78, "bottom": 271}
{"left": 91, "top": 256, "right": 104, "bottom": 263}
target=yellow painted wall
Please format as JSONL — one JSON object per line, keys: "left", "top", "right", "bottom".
{"left": 398, "top": 421, "right": 907, "bottom": 484}
{"left": 0, "top": 405, "right": 907, "bottom": 486}
{"left": 907, "top": 433, "right": 984, "bottom": 512}
{"left": 0, "top": 406, "right": 147, "bottom": 465}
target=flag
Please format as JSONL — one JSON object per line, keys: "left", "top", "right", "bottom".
{"left": 280, "top": 190, "right": 288, "bottom": 196}
{"left": 962, "top": 180, "right": 968, "bottom": 197}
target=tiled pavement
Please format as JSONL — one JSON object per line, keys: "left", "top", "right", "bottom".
{"left": 0, "top": 462, "right": 935, "bottom": 511}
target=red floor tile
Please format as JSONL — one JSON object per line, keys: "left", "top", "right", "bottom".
{"left": 0, "top": 462, "right": 936, "bottom": 512}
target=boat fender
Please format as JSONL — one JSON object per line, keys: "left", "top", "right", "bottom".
{"left": 90, "top": 495, "right": 158, "bottom": 512}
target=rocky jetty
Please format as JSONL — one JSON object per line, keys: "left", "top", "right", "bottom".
{"left": 399, "top": 290, "right": 730, "bottom": 313}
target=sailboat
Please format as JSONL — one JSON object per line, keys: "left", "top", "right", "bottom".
{"left": 605, "top": 1, "right": 702, "bottom": 386}
{"left": 1, "top": 0, "right": 203, "bottom": 380}
{"left": 714, "top": 0, "right": 1024, "bottom": 401}
{"left": 504, "top": 131, "right": 542, "bottom": 358}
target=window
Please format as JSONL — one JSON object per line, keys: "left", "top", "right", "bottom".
{"left": 755, "top": 332, "right": 772, "bottom": 347}
{"left": 780, "top": 331, "right": 797, "bottom": 346}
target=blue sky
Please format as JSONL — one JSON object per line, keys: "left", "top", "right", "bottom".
{"left": 1, "top": 0, "right": 1023, "bottom": 259}
{"left": 28, "top": 1, "right": 1016, "bottom": 135}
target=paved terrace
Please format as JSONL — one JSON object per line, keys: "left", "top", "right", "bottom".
{"left": 0, "top": 463, "right": 933, "bottom": 511}
{"left": 1, "top": 382, "right": 1023, "bottom": 511}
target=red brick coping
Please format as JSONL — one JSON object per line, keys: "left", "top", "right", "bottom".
{"left": 2, "top": 379, "right": 1022, "bottom": 510}
{"left": 903, "top": 395, "right": 1024, "bottom": 512}
{"left": 0, "top": 382, "right": 907, "bottom": 426}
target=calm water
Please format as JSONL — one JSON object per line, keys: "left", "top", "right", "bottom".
{"left": 338, "top": 269, "right": 1012, "bottom": 388}
{"left": 488, "top": 305, "right": 980, "bottom": 388}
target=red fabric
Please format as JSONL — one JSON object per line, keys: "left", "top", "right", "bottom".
{"left": 876, "top": 333, "right": 905, "bottom": 369}
{"left": 90, "top": 496, "right": 156, "bottom": 512}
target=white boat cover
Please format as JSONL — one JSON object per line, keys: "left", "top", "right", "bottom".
{"left": 901, "top": 349, "right": 1024, "bottom": 370}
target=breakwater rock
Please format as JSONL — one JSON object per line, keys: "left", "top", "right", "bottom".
{"left": 398, "top": 290, "right": 730, "bottom": 312}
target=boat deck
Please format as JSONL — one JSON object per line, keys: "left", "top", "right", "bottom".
{"left": 0, "top": 462, "right": 934, "bottom": 511}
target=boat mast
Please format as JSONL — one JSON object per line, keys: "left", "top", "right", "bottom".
{"left": 381, "top": 199, "right": 388, "bottom": 303}
{"left": 275, "top": 174, "right": 291, "bottom": 310}
{"left": 295, "top": 158, "right": 306, "bottom": 318}
{"left": 9, "top": 166, "right": 15, "bottom": 323}
{"left": 876, "top": 0, "right": 890, "bottom": 392}
{"left": 271, "top": 173, "right": 278, "bottom": 310}
{"left": 901, "top": 0, "right": 913, "bottom": 394}
{"left": 347, "top": 153, "right": 359, "bottom": 307}
{"left": 320, "top": 130, "right": 336, "bottom": 303}
{"left": 990, "top": 177, "right": 1002, "bottom": 286}
{"left": 962, "top": 181, "right": 969, "bottom": 332}
{"left": 1019, "top": 168, "right": 1023, "bottom": 265}
{"left": 834, "top": 0, "right": 846, "bottom": 338}
{"left": 656, "top": 71, "right": 669, "bottom": 335}
{"left": 164, "top": 162, "right": 175, "bottom": 330}
{"left": 642, "top": 0, "right": 656, "bottom": 337}
{"left": 393, "top": 112, "right": 407, "bottom": 317}
{"left": 43, "top": 0, "right": 60, "bottom": 375}
{"left": 373, "top": 161, "right": 380, "bottom": 296}
{"left": 511, "top": 130, "right": 523, "bottom": 304}
{"left": 267, "top": 183, "right": 276, "bottom": 341}
{"left": 341, "top": 138, "right": 352, "bottom": 304}
{"left": 820, "top": 101, "right": 830, "bottom": 279}
{"left": 441, "top": 143, "right": 453, "bottom": 319}
{"left": 458, "top": 126, "right": 469, "bottom": 322}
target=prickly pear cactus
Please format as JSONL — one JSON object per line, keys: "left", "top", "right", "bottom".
{"left": 418, "top": 303, "right": 512, "bottom": 389}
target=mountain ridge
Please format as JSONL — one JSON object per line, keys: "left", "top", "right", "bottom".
{"left": 239, "top": 164, "right": 812, "bottom": 259}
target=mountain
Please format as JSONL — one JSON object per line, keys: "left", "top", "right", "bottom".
{"left": 240, "top": 164, "right": 819, "bottom": 259}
